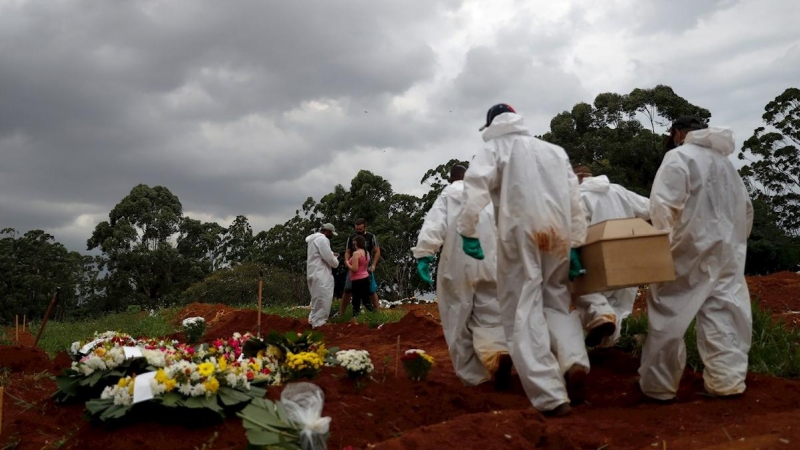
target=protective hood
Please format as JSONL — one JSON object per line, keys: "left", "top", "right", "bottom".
{"left": 482, "top": 113, "right": 532, "bottom": 142}
{"left": 684, "top": 127, "right": 735, "bottom": 156}
{"left": 581, "top": 175, "right": 611, "bottom": 193}
{"left": 306, "top": 232, "right": 322, "bottom": 243}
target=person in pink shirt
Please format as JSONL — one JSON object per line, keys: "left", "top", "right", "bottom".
{"left": 345, "top": 234, "right": 371, "bottom": 316}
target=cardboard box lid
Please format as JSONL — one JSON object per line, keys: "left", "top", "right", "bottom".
{"left": 583, "top": 218, "right": 668, "bottom": 246}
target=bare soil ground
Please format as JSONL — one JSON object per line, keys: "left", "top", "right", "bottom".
{"left": 1, "top": 272, "right": 799, "bottom": 449}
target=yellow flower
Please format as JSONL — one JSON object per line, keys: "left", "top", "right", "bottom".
{"left": 218, "top": 356, "right": 228, "bottom": 371}
{"left": 248, "top": 360, "right": 262, "bottom": 372}
{"left": 267, "top": 345, "right": 282, "bottom": 359}
{"left": 117, "top": 377, "right": 129, "bottom": 388}
{"left": 257, "top": 349, "right": 265, "bottom": 359}
{"left": 208, "top": 347, "right": 216, "bottom": 354}
{"left": 204, "top": 376, "right": 220, "bottom": 393}
{"left": 95, "top": 347, "right": 107, "bottom": 357}
{"left": 198, "top": 362, "right": 215, "bottom": 377}
{"left": 421, "top": 353, "right": 435, "bottom": 365}
{"left": 164, "top": 378, "right": 177, "bottom": 392}
{"left": 155, "top": 369, "right": 168, "bottom": 383}
{"left": 316, "top": 344, "right": 328, "bottom": 359}
{"left": 285, "top": 351, "right": 323, "bottom": 374}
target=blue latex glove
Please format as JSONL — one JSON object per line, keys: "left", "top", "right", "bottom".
{"left": 569, "top": 248, "right": 586, "bottom": 281}
{"left": 416, "top": 256, "right": 435, "bottom": 284}
{"left": 461, "top": 235, "right": 485, "bottom": 260}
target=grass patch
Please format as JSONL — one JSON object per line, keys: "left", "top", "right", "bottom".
{"left": 749, "top": 300, "right": 800, "bottom": 378}
{"left": 243, "top": 299, "right": 409, "bottom": 328}
{"left": 31, "top": 309, "right": 179, "bottom": 357}
{"left": 330, "top": 308, "right": 408, "bottom": 328}
{"left": 617, "top": 300, "right": 800, "bottom": 379}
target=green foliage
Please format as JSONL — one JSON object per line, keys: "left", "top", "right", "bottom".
{"left": 87, "top": 184, "right": 196, "bottom": 309}
{"left": 32, "top": 309, "right": 178, "bottom": 356}
{"left": 330, "top": 307, "right": 407, "bottom": 328}
{"left": 251, "top": 169, "right": 439, "bottom": 300}
{"left": 0, "top": 228, "right": 88, "bottom": 325}
{"left": 739, "top": 87, "right": 800, "bottom": 236}
{"left": 181, "top": 263, "right": 305, "bottom": 307}
{"left": 238, "top": 397, "right": 304, "bottom": 450}
{"left": 617, "top": 301, "right": 800, "bottom": 379}
{"left": 748, "top": 299, "right": 800, "bottom": 378}
{"left": 744, "top": 199, "right": 800, "bottom": 274}
{"left": 264, "top": 329, "right": 325, "bottom": 356}
{"left": 221, "top": 215, "right": 255, "bottom": 266}
{"left": 542, "top": 84, "right": 711, "bottom": 196}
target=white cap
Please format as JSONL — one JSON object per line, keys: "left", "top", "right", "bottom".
{"left": 320, "top": 223, "right": 338, "bottom": 236}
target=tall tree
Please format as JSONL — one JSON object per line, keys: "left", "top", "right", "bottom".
{"left": 0, "top": 228, "right": 86, "bottom": 324}
{"left": 87, "top": 184, "right": 185, "bottom": 308}
{"left": 177, "top": 217, "right": 226, "bottom": 273}
{"left": 738, "top": 87, "right": 800, "bottom": 236}
{"left": 221, "top": 215, "right": 255, "bottom": 266}
{"left": 542, "top": 85, "right": 711, "bottom": 195}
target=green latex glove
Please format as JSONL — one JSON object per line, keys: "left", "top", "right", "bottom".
{"left": 461, "top": 235, "right": 485, "bottom": 260}
{"left": 416, "top": 256, "right": 435, "bottom": 284}
{"left": 569, "top": 248, "right": 587, "bottom": 281}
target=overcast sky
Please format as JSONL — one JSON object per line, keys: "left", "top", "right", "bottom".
{"left": 1, "top": 0, "right": 798, "bottom": 253}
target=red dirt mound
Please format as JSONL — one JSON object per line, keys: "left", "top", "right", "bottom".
{"left": 747, "top": 271, "right": 800, "bottom": 326}
{"left": 173, "top": 302, "right": 237, "bottom": 327}
{"left": 51, "top": 351, "right": 73, "bottom": 373}
{"left": 371, "top": 409, "right": 584, "bottom": 450}
{"left": 4, "top": 300, "right": 800, "bottom": 449}
{"left": 0, "top": 345, "right": 51, "bottom": 373}
{"left": 206, "top": 310, "right": 309, "bottom": 340}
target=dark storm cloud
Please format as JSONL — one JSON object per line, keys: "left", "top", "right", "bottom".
{"left": 0, "top": 0, "right": 457, "bottom": 249}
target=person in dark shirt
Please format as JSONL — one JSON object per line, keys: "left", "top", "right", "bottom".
{"left": 337, "top": 218, "right": 381, "bottom": 316}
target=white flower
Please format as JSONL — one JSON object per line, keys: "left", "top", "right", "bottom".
{"left": 335, "top": 349, "right": 374, "bottom": 374}
{"left": 225, "top": 373, "right": 239, "bottom": 387}
{"left": 190, "top": 383, "right": 206, "bottom": 397}
{"left": 150, "top": 378, "right": 166, "bottom": 395}
{"left": 178, "top": 383, "right": 193, "bottom": 396}
{"left": 100, "top": 385, "right": 132, "bottom": 406}
{"left": 182, "top": 317, "right": 205, "bottom": 327}
{"left": 405, "top": 349, "right": 426, "bottom": 356}
{"left": 142, "top": 349, "right": 166, "bottom": 368}
{"left": 70, "top": 341, "right": 81, "bottom": 355}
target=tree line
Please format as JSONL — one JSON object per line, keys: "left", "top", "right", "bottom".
{"left": 1, "top": 85, "right": 797, "bottom": 325}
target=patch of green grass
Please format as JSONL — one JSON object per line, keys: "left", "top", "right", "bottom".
{"left": 243, "top": 299, "right": 409, "bottom": 328}
{"left": 616, "top": 300, "right": 800, "bottom": 379}
{"left": 31, "top": 308, "right": 179, "bottom": 357}
{"left": 749, "top": 300, "right": 800, "bottom": 378}
{"left": 331, "top": 308, "right": 407, "bottom": 328}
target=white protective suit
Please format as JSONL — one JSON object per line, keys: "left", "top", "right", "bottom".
{"left": 306, "top": 232, "right": 339, "bottom": 328}
{"left": 456, "top": 112, "right": 589, "bottom": 411}
{"left": 639, "top": 127, "right": 754, "bottom": 400}
{"left": 412, "top": 180, "right": 508, "bottom": 386}
{"left": 573, "top": 175, "right": 651, "bottom": 347}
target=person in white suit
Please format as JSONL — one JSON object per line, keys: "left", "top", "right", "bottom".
{"left": 306, "top": 223, "right": 340, "bottom": 328}
{"left": 457, "top": 104, "right": 589, "bottom": 416}
{"left": 639, "top": 117, "right": 754, "bottom": 402}
{"left": 571, "top": 166, "right": 651, "bottom": 348}
{"left": 413, "top": 164, "right": 510, "bottom": 388}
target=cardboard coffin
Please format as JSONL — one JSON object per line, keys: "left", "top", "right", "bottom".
{"left": 570, "top": 218, "right": 676, "bottom": 296}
